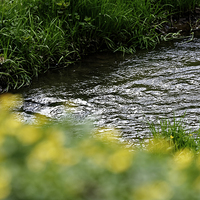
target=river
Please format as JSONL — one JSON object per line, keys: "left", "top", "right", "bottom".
{"left": 11, "top": 38, "right": 200, "bottom": 142}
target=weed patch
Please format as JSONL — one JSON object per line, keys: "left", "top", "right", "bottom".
{"left": 149, "top": 116, "right": 200, "bottom": 152}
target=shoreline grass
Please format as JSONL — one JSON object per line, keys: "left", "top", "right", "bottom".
{"left": 149, "top": 116, "right": 200, "bottom": 152}
{"left": 0, "top": 0, "right": 200, "bottom": 91}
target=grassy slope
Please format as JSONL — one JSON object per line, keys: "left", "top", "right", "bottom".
{"left": 0, "top": 0, "right": 199, "bottom": 91}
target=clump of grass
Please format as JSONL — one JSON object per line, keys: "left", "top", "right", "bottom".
{"left": 149, "top": 116, "right": 200, "bottom": 152}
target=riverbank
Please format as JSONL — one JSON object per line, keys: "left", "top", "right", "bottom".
{"left": 0, "top": 0, "right": 200, "bottom": 92}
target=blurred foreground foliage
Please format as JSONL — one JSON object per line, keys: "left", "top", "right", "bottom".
{"left": 1, "top": 94, "right": 200, "bottom": 199}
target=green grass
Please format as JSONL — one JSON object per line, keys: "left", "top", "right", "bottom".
{"left": 149, "top": 116, "right": 200, "bottom": 152}
{"left": 0, "top": 0, "right": 200, "bottom": 91}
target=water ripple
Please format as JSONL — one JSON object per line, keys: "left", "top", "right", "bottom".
{"left": 12, "top": 38, "right": 200, "bottom": 139}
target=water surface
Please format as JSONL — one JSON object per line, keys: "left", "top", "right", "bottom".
{"left": 12, "top": 38, "right": 200, "bottom": 140}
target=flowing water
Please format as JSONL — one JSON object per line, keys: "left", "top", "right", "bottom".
{"left": 12, "top": 38, "right": 200, "bottom": 141}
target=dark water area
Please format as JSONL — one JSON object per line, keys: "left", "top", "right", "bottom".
{"left": 11, "top": 38, "right": 200, "bottom": 141}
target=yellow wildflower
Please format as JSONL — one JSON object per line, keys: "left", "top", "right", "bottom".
{"left": 30, "top": 140, "right": 61, "bottom": 162}
{"left": 133, "top": 181, "right": 172, "bottom": 200}
{"left": 170, "top": 135, "right": 174, "bottom": 139}
{"left": 0, "top": 93, "right": 22, "bottom": 110}
{"left": 27, "top": 130, "right": 68, "bottom": 171}
{"left": 56, "top": 148, "right": 80, "bottom": 166}
{"left": 46, "top": 129, "right": 66, "bottom": 146}
{"left": 17, "top": 125, "right": 41, "bottom": 145}
{"left": 27, "top": 140, "right": 61, "bottom": 171}
{"left": 0, "top": 114, "right": 21, "bottom": 136}
{"left": 106, "top": 149, "right": 133, "bottom": 173}
{"left": 172, "top": 149, "right": 193, "bottom": 170}
{"left": 0, "top": 167, "right": 11, "bottom": 200}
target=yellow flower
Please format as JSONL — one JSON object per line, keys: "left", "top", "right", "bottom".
{"left": 172, "top": 149, "right": 193, "bottom": 170}
{"left": 133, "top": 181, "right": 172, "bottom": 200}
{"left": 170, "top": 135, "right": 174, "bottom": 139}
{"left": 27, "top": 130, "right": 70, "bottom": 171}
{"left": 46, "top": 129, "right": 66, "bottom": 146}
{"left": 29, "top": 140, "right": 61, "bottom": 162}
{"left": 56, "top": 148, "right": 80, "bottom": 166}
{"left": 17, "top": 125, "right": 41, "bottom": 145}
{"left": 0, "top": 114, "right": 21, "bottom": 136}
{"left": 0, "top": 93, "right": 22, "bottom": 110}
{"left": 27, "top": 140, "right": 61, "bottom": 171}
{"left": 0, "top": 167, "right": 11, "bottom": 199}
{"left": 106, "top": 149, "right": 133, "bottom": 173}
